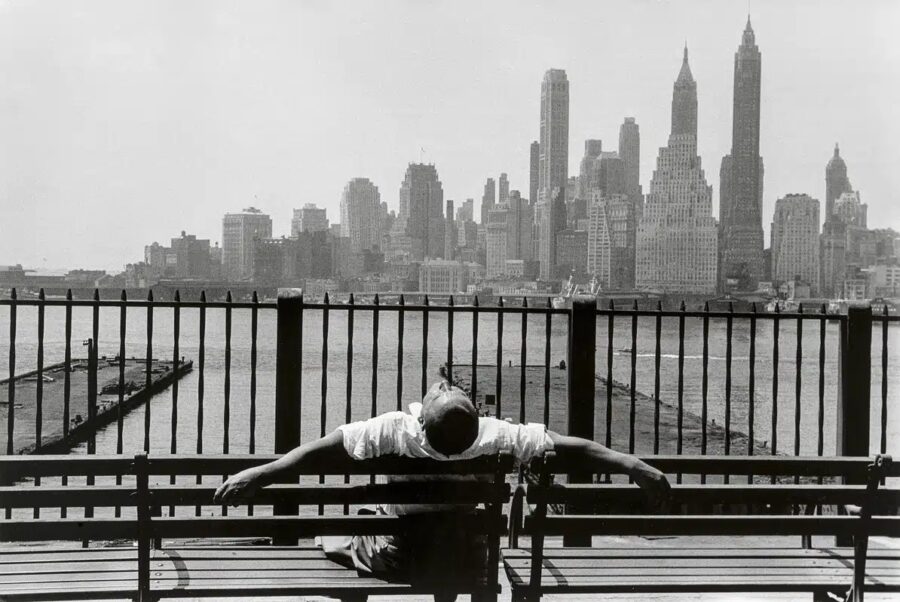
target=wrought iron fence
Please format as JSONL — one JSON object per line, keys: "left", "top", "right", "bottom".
{"left": 0, "top": 289, "right": 895, "bottom": 470}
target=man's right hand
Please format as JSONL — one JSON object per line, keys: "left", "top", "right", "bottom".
{"left": 213, "top": 467, "right": 263, "bottom": 506}
{"left": 629, "top": 461, "right": 672, "bottom": 512}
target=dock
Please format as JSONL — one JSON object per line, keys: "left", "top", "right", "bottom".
{"left": 0, "top": 356, "right": 192, "bottom": 454}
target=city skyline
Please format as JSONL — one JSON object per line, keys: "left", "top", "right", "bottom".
{"left": 1, "top": 1, "right": 899, "bottom": 271}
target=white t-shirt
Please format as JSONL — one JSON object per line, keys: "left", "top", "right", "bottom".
{"left": 337, "top": 403, "right": 554, "bottom": 514}
{"left": 338, "top": 403, "right": 554, "bottom": 464}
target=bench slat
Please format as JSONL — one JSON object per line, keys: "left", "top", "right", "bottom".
{"left": 532, "top": 484, "right": 900, "bottom": 506}
{"left": 0, "top": 518, "right": 138, "bottom": 541}
{"left": 0, "top": 486, "right": 136, "bottom": 508}
{"left": 502, "top": 546, "right": 900, "bottom": 559}
{"left": 525, "top": 515, "right": 900, "bottom": 537}
{"left": 145, "top": 453, "right": 515, "bottom": 476}
{"left": 149, "top": 513, "right": 507, "bottom": 538}
{"left": 146, "top": 481, "right": 508, "bottom": 505}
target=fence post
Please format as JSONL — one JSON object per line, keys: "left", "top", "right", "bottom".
{"left": 274, "top": 288, "right": 303, "bottom": 541}
{"left": 837, "top": 306, "right": 872, "bottom": 460}
{"left": 565, "top": 295, "right": 597, "bottom": 547}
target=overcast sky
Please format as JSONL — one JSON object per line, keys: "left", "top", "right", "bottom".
{"left": 1, "top": 0, "right": 898, "bottom": 272}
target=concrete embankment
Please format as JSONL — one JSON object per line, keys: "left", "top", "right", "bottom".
{"left": 452, "top": 364, "right": 772, "bottom": 459}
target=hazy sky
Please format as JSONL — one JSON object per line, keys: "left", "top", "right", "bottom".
{"left": 1, "top": 0, "right": 898, "bottom": 272}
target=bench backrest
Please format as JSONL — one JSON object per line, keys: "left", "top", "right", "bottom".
{"left": 0, "top": 455, "right": 138, "bottom": 542}
{"left": 516, "top": 454, "right": 899, "bottom": 600}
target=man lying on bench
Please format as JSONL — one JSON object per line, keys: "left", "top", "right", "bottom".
{"left": 214, "top": 375, "right": 671, "bottom": 600}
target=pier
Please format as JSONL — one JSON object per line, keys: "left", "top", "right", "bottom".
{"left": 0, "top": 356, "right": 192, "bottom": 454}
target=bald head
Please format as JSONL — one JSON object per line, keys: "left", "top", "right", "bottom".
{"left": 420, "top": 386, "right": 479, "bottom": 456}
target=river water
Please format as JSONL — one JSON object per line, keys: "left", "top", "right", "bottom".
{"left": 1, "top": 305, "right": 897, "bottom": 458}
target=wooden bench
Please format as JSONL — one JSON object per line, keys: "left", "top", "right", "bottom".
{"left": 1, "top": 452, "right": 513, "bottom": 602}
{"left": 504, "top": 454, "right": 900, "bottom": 602}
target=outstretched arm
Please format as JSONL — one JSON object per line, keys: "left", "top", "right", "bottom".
{"left": 546, "top": 430, "right": 671, "bottom": 509}
{"left": 213, "top": 430, "right": 348, "bottom": 505}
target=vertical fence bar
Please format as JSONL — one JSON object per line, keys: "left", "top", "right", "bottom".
{"left": 223, "top": 291, "right": 232, "bottom": 456}
{"left": 421, "top": 295, "right": 429, "bottom": 397}
{"left": 519, "top": 298, "right": 527, "bottom": 425}
{"left": 61, "top": 290, "right": 72, "bottom": 518}
{"left": 565, "top": 296, "right": 596, "bottom": 547}
{"left": 318, "top": 293, "right": 330, "bottom": 515}
{"left": 629, "top": 301, "right": 638, "bottom": 455}
{"left": 195, "top": 291, "right": 206, "bottom": 516}
{"left": 344, "top": 294, "right": 354, "bottom": 514}
{"left": 818, "top": 305, "right": 826, "bottom": 462}
{"left": 33, "top": 290, "right": 45, "bottom": 520}
{"left": 837, "top": 307, "right": 872, "bottom": 460}
{"left": 274, "top": 289, "right": 303, "bottom": 533}
{"left": 6, "top": 289, "right": 15, "bottom": 459}
{"left": 748, "top": 303, "right": 757, "bottom": 484}
{"left": 700, "top": 303, "right": 710, "bottom": 476}
{"left": 771, "top": 306, "right": 780, "bottom": 484}
{"left": 63, "top": 290, "right": 72, "bottom": 442}
{"left": 144, "top": 291, "right": 153, "bottom": 453}
{"left": 495, "top": 297, "right": 503, "bottom": 419}
{"left": 371, "top": 295, "right": 380, "bottom": 486}
{"left": 724, "top": 302, "right": 733, "bottom": 485}
{"left": 544, "top": 298, "right": 551, "bottom": 428}
{"left": 794, "top": 306, "right": 803, "bottom": 485}
{"left": 170, "top": 291, "right": 180, "bottom": 517}
{"left": 881, "top": 306, "right": 888, "bottom": 456}
{"left": 35, "top": 289, "right": 45, "bottom": 455}
{"left": 676, "top": 301, "right": 685, "bottom": 484}
{"left": 471, "top": 296, "right": 478, "bottom": 406}
{"left": 4, "top": 290, "right": 15, "bottom": 517}
{"left": 221, "top": 292, "right": 231, "bottom": 516}
{"left": 653, "top": 301, "right": 662, "bottom": 455}
{"left": 446, "top": 296, "right": 453, "bottom": 382}
{"left": 117, "top": 292, "right": 127, "bottom": 455}
{"left": 605, "top": 301, "right": 614, "bottom": 453}
{"left": 249, "top": 291, "right": 258, "bottom": 457}
{"left": 113, "top": 291, "right": 126, "bottom": 518}
{"left": 397, "top": 295, "right": 404, "bottom": 411}
{"left": 421, "top": 296, "right": 429, "bottom": 400}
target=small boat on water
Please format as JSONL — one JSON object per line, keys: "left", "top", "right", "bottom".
{"left": 552, "top": 273, "right": 601, "bottom": 309}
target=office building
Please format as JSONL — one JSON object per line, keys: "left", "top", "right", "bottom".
{"left": 340, "top": 178, "right": 381, "bottom": 253}
{"left": 537, "top": 69, "right": 569, "bottom": 280}
{"left": 771, "top": 194, "right": 820, "bottom": 294}
{"left": 400, "top": 163, "right": 445, "bottom": 260}
{"left": 222, "top": 207, "right": 272, "bottom": 281}
{"left": 636, "top": 48, "right": 718, "bottom": 294}
{"left": 291, "top": 204, "right": 329, "bottom": 236}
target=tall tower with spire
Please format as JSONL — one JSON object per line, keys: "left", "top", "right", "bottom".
{"left": 719, "top": 16, "right": 765, "bottom": 292}
{"left": 671, "top": 46, "right": 698, "bottom": 137}
{"left": 635, "top": 47, "right": 718, "bottom": 294}
{"left": 825, "top": 143, "right": 852, "bottom": 219}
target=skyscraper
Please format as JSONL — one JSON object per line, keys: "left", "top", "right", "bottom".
{"left": 825, "top": 144, "right": 852, "bottom": 220}
{"left": 222, "top": 207, "right": 273, "bottom": 281}
{"left": 529, "top": 141, "right": 540, "bottom": 204}
{"left": 771, "top": 194, "right": 820, "bottom": 295}
{"left": 577, "top": 140, "right": 603, "bottom": 199}
{"left": 480, "top": 177, "right": 496, "bottom": 225}
{"left": 538, "top": 69, "right": 569, "bottom": 280}
{"left": 636, "top": 48, "right": 718, "bottom": 294}
{"left": 498, "top": 173, "right": 510, "bottom": 204}
{"left": 399, "top": 163, "right": 445, "bottom": 260}
{"left": 618, "top": 118, "right": 641, "bottom": 202}
{"left": 444, "top": 199, "right": 456, "bottom": 259}
{"left": 340, "top": 178, "right": 381, "bottom": 253}
{"left": 719, "top": 17, "right": 765, "bottom": 291}
{"left": 485, "top": 204, "right": 509, "bottom": 279}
